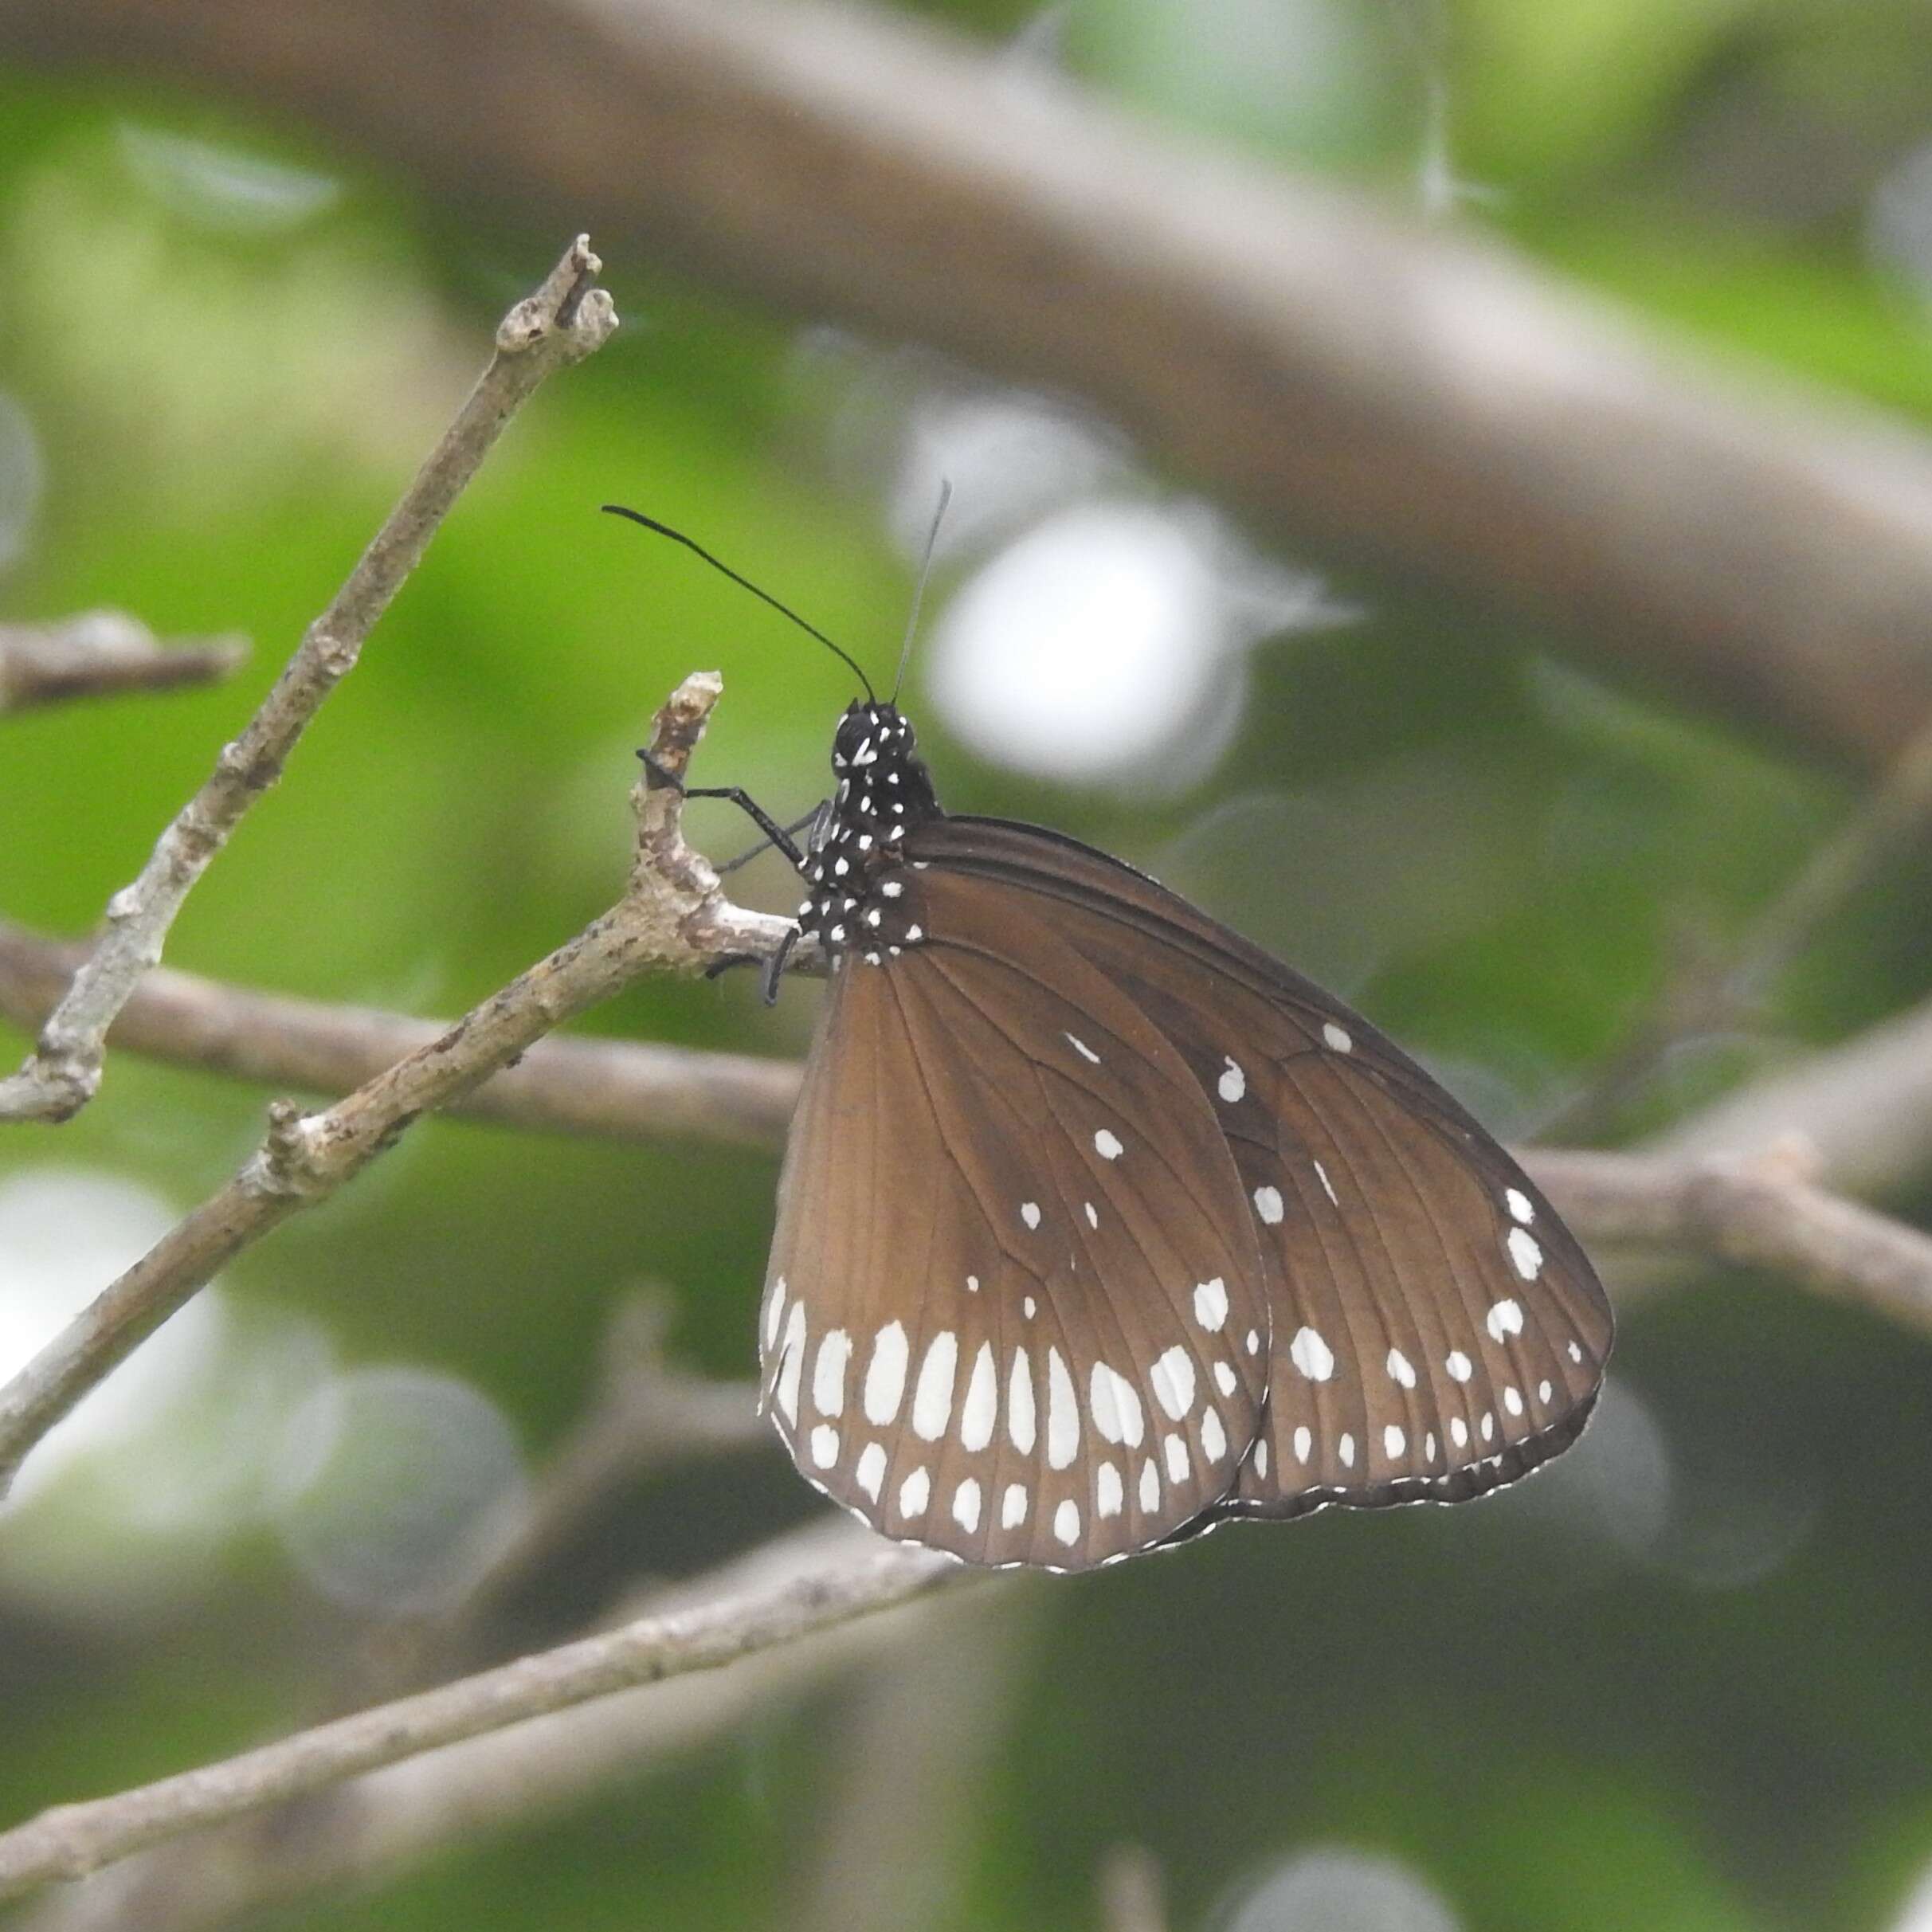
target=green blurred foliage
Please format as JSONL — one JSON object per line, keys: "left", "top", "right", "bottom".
{"left": 4, "top": 5, "right": 1932, "bottom": 1930}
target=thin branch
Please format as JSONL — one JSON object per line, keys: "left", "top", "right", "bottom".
{"left": 0, "top": 919, "right": 801, "bottom": 1149}
{"left": 0, "top": 1527, "right": 963, "bottom": 1903}
{"left": 9, "top": 1526, "right": 946, "bottom": 1932}
{"left": 8, "top": 0, "right": 1932, "bottom": 766}
{"left": 0, "top": 670, "right": 793, "bottom": 1500}
{"left": 1524, "top": 1146, "right": 1932, "bottom": 1341}
{"left": 0, "top": 236, "right": 616, "bottom": 1125}
{"left": 0, "top": 613, "right": 248, "bottom": 712}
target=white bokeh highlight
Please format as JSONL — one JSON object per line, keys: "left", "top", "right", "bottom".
{"left": 270, "top": 1364, "right": 529, "bottom": 1617}
{"left": 0, "top": 1168, "right": 226, "bottom": 1506}
{"left": 1218, "top": 1847, "right": 1461, "bottom": 1932}
{"left": 927, "top": 500, "right": 1347, "bottom": 790}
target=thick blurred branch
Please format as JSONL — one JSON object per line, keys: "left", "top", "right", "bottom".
{"left": 7, "top": 0, "right": 1932, "bottom": 766}
{"left": 0, "top": 668, "right": 794, "bottom": 1500}
{"left": 0, "top": 1526, "right": 962, "bottom": 1904}
{"left": 0, "top": 613, "right": 247, "bottom": 713}
{"left": 0, "top": 920, "right": 801, "bottom": 1149}
{"left": 0, "top": 237, "right": 614, "bottom": 1126}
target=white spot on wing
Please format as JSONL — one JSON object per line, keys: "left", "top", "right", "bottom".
{"left": 810, "top": 1425, "right": 839, "bottom": 1468}
{"left": 1449, "top": 1417, "right": 1468, "bottom": 1448}
{"left": 1383, "top": 1424, "right": 1405, "bottom": 1460}
{"left": 1314, "top": 1161, "right": 1338, "bottom": 1207}
{"left": 1254, "top": 1436, "right": 1269, "bottom": 1478}
{"left": 1253, "top": 1185, "right": 1284, "bottom": 1225}
{"left": 856, "top": 1441, "right": 886, "bottom": 1500}
{"left": 1084, "top": 1201, "right": 1099, "bottom": 1229}
{"left": 762, "top": 1277, "right": 787, "bottom": 1350}
{"left": 1386, "top": 1347, "right": 1416, "bottom": 1389}
{"left": 911, "top": 1331, "right": 959, "bottom": 1440}
{"left": 1193, "top": 1278, "right": 1229, "bottom": 1330}
{"left": 864, "top": 1322, "right": 910, "bottom": 1424}
{"left": 1487, "top": 1297, "right": 1525, "bottom": 1342}
{"left": 776, "top": 1302, "right": 807, "bottom": 1423}
{"left": 1506, "top": 1187, "right": 1534, "bottom": 1224}
{"left": 1293, "top": 1425, "right": 1312, "bottom": 1464}
{"left": 1047, "top": 1348, "right": 1080, "bottom": 1469}
{"left": 1096, "top": 1462, "right": 1124, "bottom": 1519}
{"left": 1213, "top": 1361, "right": 1236, "bottom": 1397}
{"left": 1139, "top": 1458, "right": 1159, "bottom": 1511}
{"left": 1094, "top": 1129, "right": 1124, "bottom": 1161}
{"left": 960, "top": 1342, "right": 997, "bottom": 1452}
{"left": 1009, "top": 1348, "right": 1036, "bottom": 1453}
{"left": 1053, "top": 1499, "right": 1080, "bottom": 1546}
{"left": 1339, "top": 1432, "right": 1356, "bottom": 1468}
{"left": 1020, "top": 1201, "right": 1042, "bottom": 1230}
{"left": 1164, "top": 1432, "right": 1188, "bottom": 1482}
{"left": 1503, "top": 1385, "right": 1523, "bottom": 1417}
{"left": 1001, "top": 1482, "right": 1028, "bottom": 1528}
{"left": 1201, "top": 1407, "right": 1227, "bottom": 1462}
{"left": 952, "top": 1477, "right": 982, "bottom": 1533}
{"left": 1218, "top": 1058, "right": 1245, "bottom": 1103}
{"left": 1506, "top": 1229, "right": 1543, "bottom": 1281}
{"left": 1445, "top": 1349, "right": 1472, "bottom": 1381}
{"left": 1323, "top": 1022, "right": 1353, "bottom": 1052}
{"left": 899, "top": 1467, "right": 930, "bottom": 1517}
{"left": 1150, "top": 1346, "right": 1195, "bottom": 1421}
{"left": 1065, "top": 1033, "right": 1101, "bottom": 1064}
{"left": 813, "top": 1330, "right": 852, "bottom": 1416}
{"left": 1290, "top": 1327, "right": 1335, "bottom": 1381}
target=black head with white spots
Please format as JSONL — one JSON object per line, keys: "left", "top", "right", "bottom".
{"left": 797, "top": 702, "right": 942, "bottom": 964}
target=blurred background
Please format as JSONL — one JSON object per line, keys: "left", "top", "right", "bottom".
{"left": 5, "top": 2, "right": 1932, "bottom": 1928}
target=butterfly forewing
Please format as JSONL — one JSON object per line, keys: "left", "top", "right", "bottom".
{"left": 761, "top": 866, "right": 1269, "bottom": 1570}
{"left": 903, "top": 814, "right": 1613, "bottom": 1523}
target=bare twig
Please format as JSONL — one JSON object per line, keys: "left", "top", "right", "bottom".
{"left": 1525, "top": 1146, "right": 1932, "bottom": 1341}
{"left": 0, "top": 237, "right": 615, "bottom": 1125}
{"left": 0, "top": 1525, "right": 963, "bottom": 1903}
{"left": 0, "top": 919, "right": 801, "bottom": 1149}
{"left": 10, "top": 1529, "right": 934, "bottom": 1932}
{"left": 0, "top": 672, "right": 792, "bottom": 1500}
{"left": 0, "top": 613, "right": 248, "bottom": 712}
{"left": 9, "top": 0, "right": 1932, "bottom": 766}
{"left": 1649, "top": 991, "right": 1932, "bottom": 1200}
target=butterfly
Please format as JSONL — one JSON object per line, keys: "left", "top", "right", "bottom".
{"left": 611, "top": 506, "right": 1613, "bottom": 1573}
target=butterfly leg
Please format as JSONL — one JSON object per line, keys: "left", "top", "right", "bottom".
{"left": 636, "top": 750, "right": 809, "bottom": 871}
{"left": 716, "top": 804, "right": 827, "bottom": 877}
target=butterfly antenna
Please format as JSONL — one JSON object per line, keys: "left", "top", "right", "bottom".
{"left": 891, "top": 477, "right": 953, "bottom": 705}
{"left": 602, "top": 504, "right": 876, "bottom": 702}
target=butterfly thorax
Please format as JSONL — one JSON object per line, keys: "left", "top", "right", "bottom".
{"left": 796, "top": 701, "right": 942, "bottom": 966}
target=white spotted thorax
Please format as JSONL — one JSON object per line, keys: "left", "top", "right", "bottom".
{"left": 796, "top": 702, "right": 940, "bottom": 969}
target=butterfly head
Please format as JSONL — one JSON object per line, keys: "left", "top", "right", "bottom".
{"left": 797, "top": 703, "right": 942, "bottom": 964}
